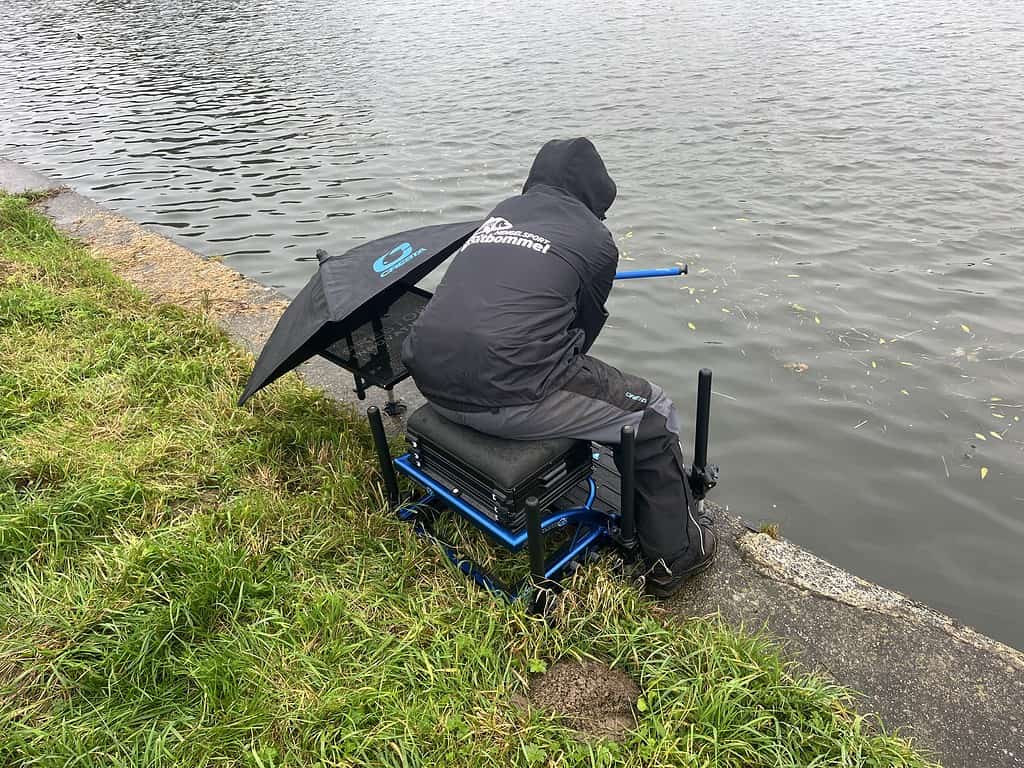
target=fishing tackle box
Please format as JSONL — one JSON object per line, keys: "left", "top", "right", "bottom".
{"left": 405, "top": 405, "right": 593, "bottom": 533}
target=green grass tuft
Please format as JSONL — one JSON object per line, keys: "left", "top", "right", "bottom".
{"left": 0, "top": 195, "right": 937, "bottom": 767}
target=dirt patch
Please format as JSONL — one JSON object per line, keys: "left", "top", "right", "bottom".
{"left": 73, "top": 211, "right": 288, "bottom": 318}
{"left": 528, "top": 659, "right": 640, "bottom": 741}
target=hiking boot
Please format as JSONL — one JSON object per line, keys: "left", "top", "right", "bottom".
{"left": 643, "top": 511, "right": 717, "bottom": 598}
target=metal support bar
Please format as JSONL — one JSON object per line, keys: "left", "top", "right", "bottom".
{"left": 544, "top": 526, "right": 605, "bottom": 580}
{"left": 694, "top": 368, "right": 711, "bottom": 470}
{"left": 690, "top": 368, "right": 719, "bottom": 500}
{"left": 618, "top": 424, "right": 639, "bottom": 557}
{"left": 383, "top": 388, "right": 407, "bottom": 417}
{"left": 367, "top": 406, "right": 399, "bottom": 507}
{"left": 371, "top": 315, "right": 387, "bottom": 359}
{"left": 525, "top": 496, "right": 546, "bottom": 588}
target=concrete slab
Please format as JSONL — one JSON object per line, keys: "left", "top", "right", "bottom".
{"left": 0, "top": 159, "right": 58, "bottom": 195}
{"left": 4, "top": 163, "right": 1023, "bottom": 767}
{"left": 674, "top": 511, "right": 1023, "bottom": 768}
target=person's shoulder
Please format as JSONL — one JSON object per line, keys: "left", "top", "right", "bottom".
{"left": 488, "top": 192, "right": 530, "bottom": 217}
{"left": 557, "top": 204, "right": 616, "bottom": 258}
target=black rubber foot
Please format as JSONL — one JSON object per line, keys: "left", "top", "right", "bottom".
{"left": 527, "top": 586, "right": 558, "bottom": 617}
{"left": 383, "top": 400, "right": 407, "bottom": 417}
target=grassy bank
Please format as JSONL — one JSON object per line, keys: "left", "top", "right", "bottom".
{"left": 0, "top": 195, "right": 934, "bottom": 767}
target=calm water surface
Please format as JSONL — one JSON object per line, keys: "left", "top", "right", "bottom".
{"left": 3, "top": 0, "right": 1023, "bottom": 645}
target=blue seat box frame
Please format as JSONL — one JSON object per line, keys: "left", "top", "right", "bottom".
{"left": 369, "top": 408, "right": 640, "bottom": 604}
{"left": 367, "top": 369, "right": 716, "bottom": 607}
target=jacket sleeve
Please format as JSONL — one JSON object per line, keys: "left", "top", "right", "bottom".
{"left": 576, "top": 233, "right": 618, "bottom": 354}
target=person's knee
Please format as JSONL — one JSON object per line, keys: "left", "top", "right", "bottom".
{"left": 646, "top": 383, "right": 681, "bottom": 438}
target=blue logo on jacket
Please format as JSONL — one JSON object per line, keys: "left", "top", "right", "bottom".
{"left": 373, "top": 242, "right": 425, "bottom": 277}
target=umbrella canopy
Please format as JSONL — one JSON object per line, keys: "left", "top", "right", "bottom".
{"left": 239, "top": 219, "right": 482, "bottom": 405}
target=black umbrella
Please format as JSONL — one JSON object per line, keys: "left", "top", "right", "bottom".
{"left": 239, "top": 219, "right": 483, "bottom": 405}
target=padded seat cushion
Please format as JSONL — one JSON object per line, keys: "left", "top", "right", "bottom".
{"left": 406, "top": 404, "right": 586, "bottom": 490}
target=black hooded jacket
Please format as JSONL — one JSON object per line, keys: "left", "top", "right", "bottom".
{"left": 402, "top": 138, "right": 618, "bottom": 410}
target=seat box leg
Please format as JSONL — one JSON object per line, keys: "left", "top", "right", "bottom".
{"left": 525, "top": 496, "right": 547, "bottom": 587}
{"left": 367, "top": 406, "right": 400, "bottom": 507}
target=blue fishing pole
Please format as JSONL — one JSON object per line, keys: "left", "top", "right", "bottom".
{"left": 614, "top": 265, "right": 687, "bottom": 280}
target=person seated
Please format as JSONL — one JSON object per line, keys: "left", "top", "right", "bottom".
{"left": 402, "top": 137, "right": 716, "bottom": 596}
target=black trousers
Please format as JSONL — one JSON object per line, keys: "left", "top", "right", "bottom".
{"left": 431, "top": 356, "right": 704, "bottom": 565}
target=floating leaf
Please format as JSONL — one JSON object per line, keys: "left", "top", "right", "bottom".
{"left": 784, "top": 362, "right": 810, "bottom": 373}
{"left": 688, "top": 322, "right": 696, "bottom": 331}
{"left": 791, "top": 303, "right": 807, "bottom": 312}
{"left": 961, "top": 324, "right": 971, "bottom": 333}
{"left": 879, "top": 338, "right": 886, "bottom": 344}
{"left": 980, "top": 467, "right": 989, "bottom": 480}
{"left": 721, "top": 307, "right": 731, "bottom": 313}
{"left": 901, "top": 389, "right": 910, "bottom": 396}
{"left": 871, "top": 361, "right": 877, "bottom": 369}
{"left": 975, "top": 433, "right": 987, "bottom": 441}
{"left": 814, "top": 316, "right": 821, "bottom": 325}
{"left": 787, "top": 274, "right": 800, "bottom": 278}
{"left": 993, "top": 413, "right": 1005, "bottom": 419}
{"left": 990, "top": 431, "right": 1003, "bottom": 440}
{"left": 624, "top": 231, "right": 634, "bottom": 239}
{"left": 899, "top": 361, "right": 914, "bottom": 367}
{"left": 991, "top": 396, "right": 1003, "bottom": 402}
{"left": 1016, "top": 416, "right": 1021, "bottom": 422}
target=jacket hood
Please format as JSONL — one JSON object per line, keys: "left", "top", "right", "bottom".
{"left": 522, "top": 138, "right": 617, "bottom": 219}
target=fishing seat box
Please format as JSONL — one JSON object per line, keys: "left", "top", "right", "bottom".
{"left": 405, "top": 405, "right": 593, "bottom": 534}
